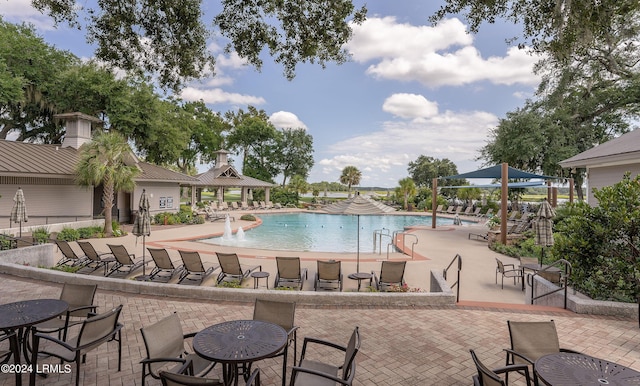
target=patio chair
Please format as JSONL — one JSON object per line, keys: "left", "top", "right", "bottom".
{"left": 0, "top": 331, "right": 19, "bottom": 384}
{"left": 77, "top": 241, "right": 116, "bottom": 275}
{"left": 495, "top": 259, "right": 523, "bottom": 289}
{"left": 435, "top": 204, "right": 444, "bottom": 213}
{"left": 446, "top": 205, "right": 456, "bottom": 214}
{"left": 33, "top": 283, "right": 98, "bottom": 341}
{"left": 314, "top": 260, "right": 343, "bottom": 291}
{"left": 290, "top": 326, "right": 360, "bottom": 386}
{"left": 372, "top": 261, "right": 406, "bottom": 291}
{"left": 253, "top": 201, "right": 261, "bottom": 209}
{"left": 470, "top": 349, "right": 532, "bottom": 386}
{"left": 231, "top": 201, "right": 239, "bottom": 210}
{"left": 505, "top": 320, "right": 580, "bottom": 385}
{"left": 240, "top": 201, "right": 249, "bottom": 210}
{"left": 274, "top": 256, "right": 307, "bottom": 290}
{"left": 30, "top": 304, "right": 124, "bottom": 386}
{"left": 253, "top": 299, "right": 298, "bottom": 386}
{"left": 479, "top": 208, "right": 493, "bottom": 218}
{"left": 177, "top": 250, "right": 217, "bottom": 284}
{"left": 159, "top": 360, "right": 259, "bottom": 386}
{"left": 106, "top": 244, "right": 146, "bottom": 277}
{"left": 219, "top": 202, "right": 229, "bottom": 211}
{"left": 463, "top": 206, "right": 473, "bottom": 216}
{"left": 141, "top": 312, "right": 217, "bottom": 385}
{"left": 259, "top": 201, "right": 267, "bottom": 209}
{"left": 215, "top": 252, "right": 261, "bottom": 285}
{"left": 54, "top": 240, "right": 88, "bottom": 267}
{"left": 471, "top": 207, "right": 482, "bottom": 217}
{"left": 148, "top": 248, "right": 183, "bottom": 282}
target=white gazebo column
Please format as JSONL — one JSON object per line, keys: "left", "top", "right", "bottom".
{"left": 241, "top": 187, "right": 248, "bottom": 203}
{"left": 191, "top": 185, "right": 197, "bottom": 206}
{"left": 265, "top": 188, "right": 270, "bottom": 202}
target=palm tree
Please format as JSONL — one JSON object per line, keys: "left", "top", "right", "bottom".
{"left": 339, "top": 166, "right": 361, "bottom": 198}
{"left": 396, "top": 177, "right": 417, "bottom": 210}
{"left": 75, "top": 131, "right": 140, "bottom": 236}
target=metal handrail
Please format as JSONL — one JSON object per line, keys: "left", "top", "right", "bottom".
{"left": 443, "top": 254, "right": 462, "bottom": 302}
{"left": 388, "top": 231, "right": 418, "bottom": 259}
{"left": 527, "top": 259, "right": 572, "bottom": 309}
{"left": 373, "top": 228, "right": 391, "bottom": 254}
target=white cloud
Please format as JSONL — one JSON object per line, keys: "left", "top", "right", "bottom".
{"left": 382, "top": 93, "right": 439, "bottom": 119}
{"left": 0, "top": 0, "right": 57, "bottom": 30}
{"left": 179, "top": 87, "right": 266, "bottom": 105}
{"left": 313, "top": 95, "right": 499, "bottom": 186}
{"left": 269, "top": 111, "right": 308, "bottom": 130}
{"left": 347, "top": 17, "right": 542, "bottom": 88}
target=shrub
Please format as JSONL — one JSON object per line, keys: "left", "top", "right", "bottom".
{"left": 78, "top": 226, "right": 103, "bottom": 239}
{"left": 32, "top": 226, "right": 51, "bottom": 244}
{"left": 217, "top": 280, "right": 242, "bottom": 288}
{"left": 240, "top": 214, "right": 256, "bottom": 221}
{"left": 57, "top": 227, "right": 80, "bottom": 241}
{"left": 50, "top": 265, "right": 82, "bottom": 273}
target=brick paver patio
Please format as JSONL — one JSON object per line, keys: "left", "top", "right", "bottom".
{"left": 1, "top": 273, "right": 639, "bottom": 386}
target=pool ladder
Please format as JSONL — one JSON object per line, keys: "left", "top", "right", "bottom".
{"left": 373, "top": 228, "right": 391, "bottom": 255}
{"left": 388, "top": 231, "right": 418, "bottom": 259}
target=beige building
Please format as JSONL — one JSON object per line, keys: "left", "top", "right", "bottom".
{"left": 0, "top": 112, "right": 198, "bottom": 233}
{"left": 560, "top": 129, "right": 640, "bottom": 206}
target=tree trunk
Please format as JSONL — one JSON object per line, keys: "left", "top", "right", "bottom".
{"left": 103, "top": 178, "right": 114, "bottom": 236}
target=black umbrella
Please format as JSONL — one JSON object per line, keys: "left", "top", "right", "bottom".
{"left": 132, "top": 189, "right": 151, "bottom": 276}
{"left": 322, "top": 194, "right": 395, "bottom": 272}
{"left": 10, "top": 188, "right": 28, "bottom": 238}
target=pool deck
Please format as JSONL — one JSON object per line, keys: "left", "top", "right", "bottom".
{"left": 2, "top": 208, "right": 639, "bottom": 385}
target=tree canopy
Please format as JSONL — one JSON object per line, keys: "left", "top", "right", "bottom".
{"left": 33, "top": 0, "right": 367, "bottom": 90}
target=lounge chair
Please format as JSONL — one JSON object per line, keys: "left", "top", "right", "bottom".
{"left": 495, "top": 258, "right": 523, "bottom": 289}
{"left": 147, "top": 248, "right": 183, "bottom": 282}
{"left": 372, "top": 261, "right": 406, "bottom": 291}
{"left": 77, "top": 241, "right": 116, "bottom": 275}
{"left": 30, "top": 305, "right": 124, "bottom": 386}
{"left": 462, "top": 206, "right": 473, "bottom": 216}
{"left": 219, "top": 202, "right": 229, "bottom": 211}
{"left": 140, "top": 312, "right": 218, "bottom": 385}
{"left": 468, "top": 231, "right": 488, "bottom": 241}
{"left": 106, "top": 244, "right": 146, "bottom": 277}
{"left": 259, "top": 201, "right": 268, "bottom": 209}
{"left": 205, "top": 206, "right": 225, "bottom": 222}
{"left": 54, "top": 240, "right": 88, "bottom": 267}
{"left": 505, "top": 320, "right": 580, "bottom": 385}
{"left": 177, "top": 250, "right": 216, "bottom": 284}
{"left": 507, "top": 211, "right": 520, "bottom": 222}
{"left": 240, "top": 201, "right": 249, "bottom": 210}
{"left": 215, "top": 252, "right": 261, "bottom": 285}
{"left": 314, "top": 260, "right": 342, "bottom": 291}
{"left": 231, "top": 201, "right": 239, "bottom": 210}
{"left": 33, "top": 283, "right": 98, "bottom": 341}
{"left": 274, "top": 256, "right": 307, "bottom": 290}
{"left": 446, "top": 205, "right": 456, "bottom": 214}
{"left": 253, "top": 201, "right": 261, "bottom": 209}
{"left": 479, "top": 208, "right": 493, "bottom": 218}
{"left": 470, "top": 349, "right": 532, "bottom": 386}
{"left": 290, "top": 326, "right": 360, "bottom": 386}
{"left": 253, "top": 299, "right": 298, "bottom": 386}
{"left": 435, "top": 204, "right": 444, "bottom": 213}
{"left": 470, "top": 207, "right": 482, "bottom": 217}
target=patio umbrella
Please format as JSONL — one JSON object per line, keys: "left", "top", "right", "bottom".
{"left": 10, "top": 187, "right": 28, "bottom": 238}
{"left": 322, "top": 194, "right": 395, "bottom": 272}
{"left": 534, "top": 199, "right": 556, "bottom": 265}
{"left": 132, "top": 189, "right": 151, "bottom": 276}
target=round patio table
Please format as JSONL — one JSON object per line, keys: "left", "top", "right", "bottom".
{"left": 0, "top": 299, "right": 68, "bottom": 386}
{"left": 348, "top": 272, "right": 372, "bottom": 291}
{"left": 194, "top": 320, "right": 287, "bottom": 386}
{"left": 535, "top": 352, "right": 640, "bottom": 385}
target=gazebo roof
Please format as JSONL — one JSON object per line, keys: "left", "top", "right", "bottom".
{"left": 195, "top": 165, "right": 276, "bottom": 188}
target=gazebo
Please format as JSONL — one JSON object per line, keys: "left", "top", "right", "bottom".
{"left": 194, "top": 150, "right": 277, "bottom": 205}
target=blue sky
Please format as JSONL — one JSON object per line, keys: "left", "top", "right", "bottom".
{"left": 1, "top": 1, "right": 542, "bottom": 188}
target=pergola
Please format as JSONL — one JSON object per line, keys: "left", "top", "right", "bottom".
{"left": 435, "top": 163, "right": 570, "bottom": 244}
{"left": 193, "top": 150, "right": 277, "bottom": 205}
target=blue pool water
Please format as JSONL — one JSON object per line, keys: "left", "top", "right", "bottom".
{"left": 201, "top": 213, "right": 463, "bottom": 253}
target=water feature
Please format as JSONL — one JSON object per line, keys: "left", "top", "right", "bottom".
{"left": 222, "top": 214, "right": 233, "bottom": 240}
{"left": 236, "top": 226, "right": 245, "bottom": 241}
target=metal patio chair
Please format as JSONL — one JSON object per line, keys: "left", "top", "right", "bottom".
{"left": 274, "top": 256, "right": 307, "bottom": 290}
{"left": 33, "top": 283, "right": 98, "bottom": 341}
{"left": 215, "top": 252, "right": 261, "bottom": 285}
{"left": 290, "top": 326, "right": 360, "bottom": 386}
{"left": 314, "top": 260, "right": 342, "bottom": 291}
{"left": 54, "top": 240, "right": 88, "bottom": 267}
{"left": 148, "top": 248, "right": 183, "bottom": 282}
{"left": 77, "top": 241, "right": 116, "bottom": 275}
{"left": 177, "top": 250, "right": 217, "bottom": 285}
{"left": 470, "top": 349, "right": 532, "bottom": 386}
{"left": 106, "top": 244, "right": 146, "bottom": 277}
{"left": 372, "top": 261, "right": 406, "bottom": 291}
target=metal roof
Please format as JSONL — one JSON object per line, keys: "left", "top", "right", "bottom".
{"left": 560, "top": 129, "right": 640, "bottom": 168}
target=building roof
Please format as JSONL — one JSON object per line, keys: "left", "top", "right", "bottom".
{"left": 196, "top": 165, "right": 277, "bottom": 188}
{"left": 0, "top": 139, "right": 197, "bottom": 183}
{"left": 560, "top": 129, "right": 640, "bottom": 168}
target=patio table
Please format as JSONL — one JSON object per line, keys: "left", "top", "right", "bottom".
{"left": 0, "top": 299, "right": 68, "bottom": 386}
{"left": 193, "top": 319, "right": 287, "bottom": 386}
{"left": 535, "top": 352, "right": 640, "bottom": 385}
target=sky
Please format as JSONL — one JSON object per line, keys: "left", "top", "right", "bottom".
{"left": 1, "top": 1, "right": 543, "bottom": 188}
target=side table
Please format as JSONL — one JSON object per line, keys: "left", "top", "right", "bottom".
{"left": 348, "top": 272, "right": 372, "bottom": 291}
{"left": 251, "top": 271, "right": 270, "bottom": 289}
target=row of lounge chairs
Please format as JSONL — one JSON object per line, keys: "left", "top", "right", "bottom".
{"left": 54, "top": 240, "right": 406, "bottom": 291}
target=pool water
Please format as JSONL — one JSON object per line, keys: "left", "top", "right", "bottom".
{"left": 201, "top": 213, "right": 463, "bottom": 253}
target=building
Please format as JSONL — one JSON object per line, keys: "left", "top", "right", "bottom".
{"left": 0, "top": 112, "right": 198, "bottom": 233}
{"left": 560, "top": 129, "right": 640, "bottom": 205}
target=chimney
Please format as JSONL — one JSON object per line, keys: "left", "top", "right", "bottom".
{"left": 55, "top": 112, "right": 103, "bottom": 149}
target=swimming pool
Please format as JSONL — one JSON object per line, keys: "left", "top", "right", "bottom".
{"left": 201, "top": 213, "right": 464, "bottom": 253}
